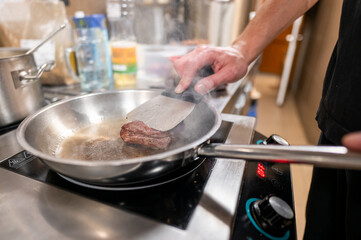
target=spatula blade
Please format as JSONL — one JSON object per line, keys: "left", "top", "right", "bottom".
{"left": 126, "top": 95, "right": 195, "bottom": 131}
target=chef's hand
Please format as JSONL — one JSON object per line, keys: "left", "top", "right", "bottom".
{"left": 170, "top": 45, "right": 250, "bottom": 94}
{"left": 342, "top": 131, "right": 361, "bottom": 153}
{"left": 170, "top": 0, "right": 319, "bottom": 95}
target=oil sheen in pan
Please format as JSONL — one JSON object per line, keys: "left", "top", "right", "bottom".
{"left": 55, "top": 118, "right": 165, "bottom": 161}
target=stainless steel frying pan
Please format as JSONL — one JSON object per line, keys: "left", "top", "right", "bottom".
{"left": 16, "top": 90, "right": 221, "bottom": 184}
{"left": 16, "top": 90, "right": 361, "bottom": 185}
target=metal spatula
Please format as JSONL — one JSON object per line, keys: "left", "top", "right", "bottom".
{"left": 126, "top": 66, "right": 214, "bottom": 131}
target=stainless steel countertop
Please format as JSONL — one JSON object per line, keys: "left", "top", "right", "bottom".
{"left": 0, "top": 63, "right": 257, "bottom": 240}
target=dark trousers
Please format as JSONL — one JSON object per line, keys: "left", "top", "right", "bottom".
{"left": 303, "top": 133, "right": 361, "bottom": 240}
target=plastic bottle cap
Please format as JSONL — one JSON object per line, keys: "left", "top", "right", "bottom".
{"left": 74, "top": 11, "right": 85, "bottom": 18}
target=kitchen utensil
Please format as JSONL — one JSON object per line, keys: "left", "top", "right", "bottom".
{"left": 198, "top": 144, "right": 361, "bottom": 170}
{"left": 126, "top": 66, "right": 214, "bottom": 131}
{"left": 17, "top": 90, "right": 221, "bottom": 184}
{"left": 25, "top": 24, "right": 66, "bottom": 55}
{"left": 0, "top": 48, "right": 54, "bottom": 127}
{"left": 64, "top": 28, "right": 111, "bottom": 92}
{"left": 16, "top": 90, "right": 361, "bottom": 186}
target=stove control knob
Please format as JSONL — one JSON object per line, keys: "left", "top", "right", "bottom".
{"left": 265, "top": 134, "right": 290, "bottom": 146}
{"left": 251, "top": 195, "right": 294, "bottom": 237}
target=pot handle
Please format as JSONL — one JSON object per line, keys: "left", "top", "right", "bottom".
{"left": 198, "top": 143, "right": 361, "bottom": 170}
{"left": 14, "top": 61, "right": 55, "bottom": 87}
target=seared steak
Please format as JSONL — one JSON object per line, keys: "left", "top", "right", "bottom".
{"left": 120, "top": 121, "right": 172, "bottom": 149}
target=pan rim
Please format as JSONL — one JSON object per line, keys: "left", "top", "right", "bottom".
{"left": 16, "top": 90, "right": 222, "bottom": 167}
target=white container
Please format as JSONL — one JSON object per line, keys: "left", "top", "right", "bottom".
{"left": 136, "top": 44, "right": 192, "bottom": 88}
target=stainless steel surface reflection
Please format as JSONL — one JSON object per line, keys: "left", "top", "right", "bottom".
{"left": 0, "top": 48, "right": 45, "bottom": 126}
{"left": 16, "top": 90, "right": 221, "bottom": 184}
{"left": 0, "top": 130, "right": 23, "bottom": 161}
{"left": 0, "top": 54, "right": 259, "bottom": 240}
{"left": 0, "top": 114, "right": 256, "bottom": 240}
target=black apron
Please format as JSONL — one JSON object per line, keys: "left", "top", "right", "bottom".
{"left": 304, "top": 0, "right": 361, "bottom": 239}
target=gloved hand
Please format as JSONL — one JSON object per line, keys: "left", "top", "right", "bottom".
{"left": 170, "top": 45, "right": 250, "bottom": 94}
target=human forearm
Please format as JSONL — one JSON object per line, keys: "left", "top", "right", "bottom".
{"left": 171, "top": 0, "right": 319, "bottom": 94}
{"left": 232, "top": 0, "right": 319, "bottom": 64}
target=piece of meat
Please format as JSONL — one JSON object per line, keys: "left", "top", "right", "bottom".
{"left": 120, "top": 131, "right": 172, "bottom": 150}
{"left": 120, "top": 121, "right": 172, "bottom": 149}
{"left": 121, "top": 120, "right": 170, "bottom": 138}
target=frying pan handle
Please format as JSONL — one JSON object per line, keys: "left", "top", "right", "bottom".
{"left": 162, "top": 65, "right": 214, "bottom": 103}
{"left": 198, "top": 143, "right": 361, "bottom": 170}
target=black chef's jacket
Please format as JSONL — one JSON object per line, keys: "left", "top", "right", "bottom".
{"left": 304, "top": 1, "right": 361, "bottom": 239}
{"left": 316, "top": 0, "right": 361, "bottom": 144}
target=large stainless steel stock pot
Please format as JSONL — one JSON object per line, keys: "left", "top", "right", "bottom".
{"left": 0, "top": 48, "right": 54, "bottom": 126}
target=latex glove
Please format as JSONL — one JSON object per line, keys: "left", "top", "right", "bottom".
{"left": 170, "top": 45, "right": 249, "bottom": 94}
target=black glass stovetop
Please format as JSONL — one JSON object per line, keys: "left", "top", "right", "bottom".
{"left": 0, "top": 121, "right": 233, "bottom": 230}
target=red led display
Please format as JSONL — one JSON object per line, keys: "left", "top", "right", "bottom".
{"left": 257, "top": 162, "right": 266, "bottom": 179}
